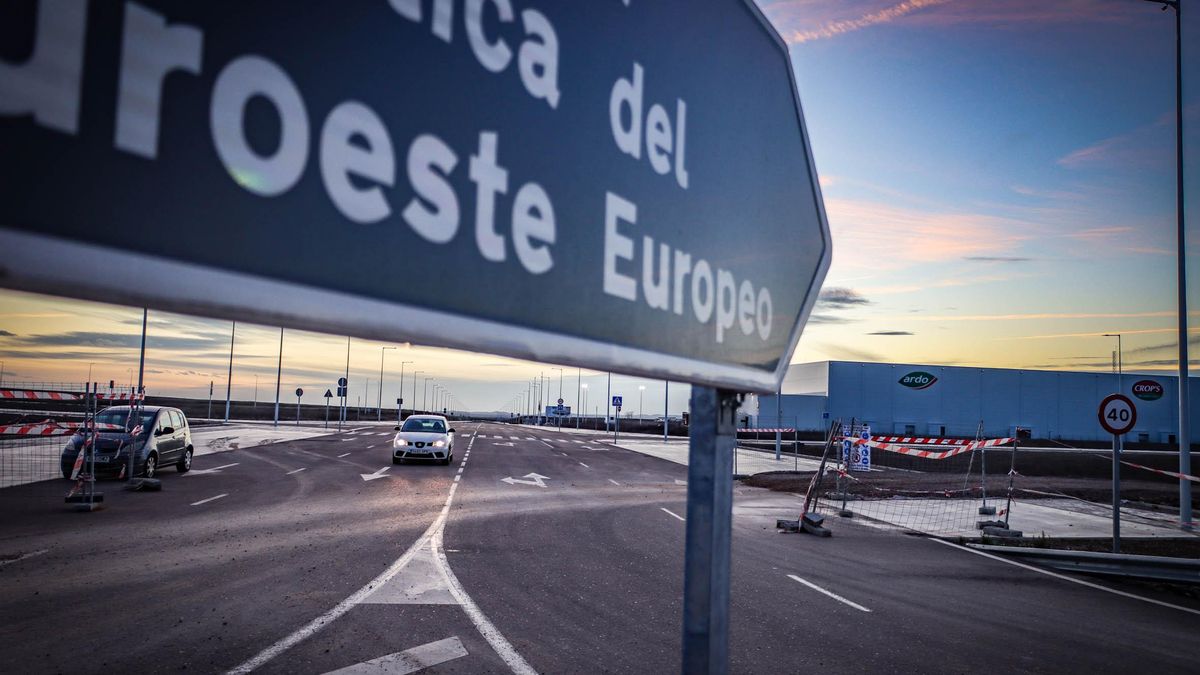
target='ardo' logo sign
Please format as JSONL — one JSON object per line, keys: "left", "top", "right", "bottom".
{"left": 899, "top": 372, "right": 937, "bottom": 390}
{"left": 1132, "top": 380, "right": 1164, "bottom": 401}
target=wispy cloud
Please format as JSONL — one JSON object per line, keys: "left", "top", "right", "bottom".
{"left": 817, "top": 287, "right": 869, "bottom": 307}
{"left": 963, "top": 256, "right": 1031, "bottom": 263}
{"left": 867, "top": 330, "right": 914, "bottom": 336}
{"left": 778, "top": 0, "right": 953, "bottom": 44}
{"left": 0, "top": 329, "right": 14, "bottom": 337}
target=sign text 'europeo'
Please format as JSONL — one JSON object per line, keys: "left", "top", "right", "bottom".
{"left": 0, "top": 0, "right": 830, "bottom": 392}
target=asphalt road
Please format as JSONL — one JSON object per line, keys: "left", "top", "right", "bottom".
{"left": 1, "top": 421, "right": 1198, "bottom": 674}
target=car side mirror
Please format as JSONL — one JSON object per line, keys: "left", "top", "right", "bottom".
{"left": 394, "top": 425, "right": 401, "bottom": 431}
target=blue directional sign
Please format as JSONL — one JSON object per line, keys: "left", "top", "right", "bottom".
{"left": 0, "top": 0, "right": 829, "bottom": 392}
{"left": 613, "top": 396, "right": 624, "bottom": 408}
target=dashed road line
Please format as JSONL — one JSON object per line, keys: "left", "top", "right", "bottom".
{"left": 660, "top": 507, "right": 685, "bottom": 522}
{"left": 337, "top": 452, "right": 351, "bottom": 458}
{"left": 787, "top": 575, "right": 871, "bottom": 612}
{"left": 285, "top": 468, "right": 307, "bottom": 475}
{"left": 578, "top": 462, "right": 589, "bottom": 468}
{"left": 191, "top": 493, "right": 229, "bottom": 507}
{"left": 608, "top": 479, "right": 621, "bottom": 486}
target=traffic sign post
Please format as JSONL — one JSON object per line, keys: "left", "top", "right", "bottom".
{"left": 295, "top": 387, "right": 304, "bottom": 426}
{"left": 397, "top": 397, "right": 403, "bottom": 425}
{"left": 0, "top": 3, "right": 832, "bottom": 672}
{"left": 1098, "top": 394, "right": 1137, "bottom": 553}
{"left": 324, "top": 389, "right": 334, "bottom": 429}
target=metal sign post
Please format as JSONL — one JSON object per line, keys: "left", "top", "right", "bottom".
{"left": 1098, "top": 393, "right": 1136, "bottom": 554}
{"left": 397, "top": 397, "right": 403, "bottom": 425}
{"left": 295, "top": 387, "right": 304, "bottom": 426}
{"left": 682, "top": 386, "right": 737, "bottom": 673}
{"left": 324, "top": 389, "right": 334, "bottom": 429}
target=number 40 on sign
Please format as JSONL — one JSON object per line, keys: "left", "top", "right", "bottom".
{"left": 1097, "top": 393, "right": 1137, "bottom": 436}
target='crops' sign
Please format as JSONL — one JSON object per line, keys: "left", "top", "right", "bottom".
{"left": 898, "top": 372, "right": 937, "bottom": 390}
{"left": 1132, "top": 380, "right": 1164, "bottom": 401}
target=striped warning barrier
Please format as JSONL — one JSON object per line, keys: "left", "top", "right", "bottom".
{"left": 96, "top": 392, "right": 144, "bottom": 401}
{"left": 1119, "top": 459, "right": 1200, "bottom": 484}
{"left": 0, "top": 420, "right": 124, "bottom": 436}
{"left": 870, "top": 436, "right": 973, "bottom": 446}
{"left": 0, "top": 389, "right": 82, "bottom": 400}
{"left": 851, "top": 436, "right": 1015, "bottom": 460}
{"left": 737, "top": 428, "right": 795, "bottom": 433}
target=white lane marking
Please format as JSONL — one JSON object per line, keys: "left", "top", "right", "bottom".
{"left": 578, "top": 462, "right": 589, "bottom": 468}
{"left": 454, "top": 475, "right": 461, "bottom": 483}
{"left": 526, "top": 437, "right": 537, "bottom": 441}
{"left": 361, "top": 467, "right": 391, "bottom": 481}
{"left": 929, "top": 538, "right": 1200, "bottom": 617}
{"left": 337, "top": 452, "right": 351, "bottom": 458}
{"left": 502, "top": 473, "right": 550, "bottom": 488}
{"left": 510, "top": 436, "right": 521, "bottom": 440}
{"left": 191, "top": 493, "right": 229, "bottom": 507}
{"left": 285, "top": 468, "right": 307, "bottom": 475}
{"left": 787, "top": 575, "right": 871, "bottom": 612}
{"left": 573, "top": 440, "right": 584, "bottom": 444}
{"left": 431, "top": 523, "right": 536, "bottom": 674}
{"left": 367, "top": 444, "right": 376, "bottom": 449}
{"left": 229, "top": 427, "right": 533, "bottom": 675}
{"left": 186, "top": 462, "right": 239, "bottom": 476}
{"left": 322, "top": 636, "right": 468, "bottom": 675}
{"left": 660, "top": 507, "right": 685, "bottom": 522}
{"left": 608, "top": 479, "right": 621, "bottom": 486}
{"left": 341, "top": 438, "right": 354, "bottom": 442}
{"left": 378, "top": 432, "right": 392, "bottom": 436}
{"left": 0, "top": 549, "right": 49, "bottom": 567}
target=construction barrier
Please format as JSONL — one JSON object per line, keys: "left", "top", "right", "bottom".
{"left": 0, "top": 420, "right": 124, "bottom": 436}
{"left": 851, "top": 436, "right": 1015, "bottom": 460}
{"left": 737, "top": 428, "right": 795, "bottom": 434}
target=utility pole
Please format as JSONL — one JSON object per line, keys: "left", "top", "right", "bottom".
{"left": 378, "top": 346, "right": 396, "bottom": 421}
{"left": 664, "top": 380, "right": 669, "bottom": 442}
{"left": 577, "top": 368, "right": 582, "bottom": 430}
{"left": 397, "top": 360, "right": 412, "bottom": 420}
{"left": 340, "top": 337, "right": 350, "bottom": 430}
{"left": 606, "top": 372, "right": 612, "bottom": 433}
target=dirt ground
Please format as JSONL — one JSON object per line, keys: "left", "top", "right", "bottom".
{"left": 742, "top": 470, "right": 1199, "bottom": 510}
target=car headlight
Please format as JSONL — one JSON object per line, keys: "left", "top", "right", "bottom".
{"left": 433, "top": 440, "right": 445, "bottom": 447}
{"left": 395, "top": 439, "right": 408, "bottom": 446}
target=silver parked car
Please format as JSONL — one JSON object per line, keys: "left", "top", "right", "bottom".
{"left": 60, "top": 406, "right": 194, "bottom": 479}
{"left": 392, "top": 415, "right": 455, "bottom": 465}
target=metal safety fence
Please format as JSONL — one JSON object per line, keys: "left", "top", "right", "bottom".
{"left": 0, "top": 434, "right": 64, "bottom": 488}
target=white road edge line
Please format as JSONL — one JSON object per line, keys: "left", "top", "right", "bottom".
{"left": 0, "top": 548, "right": 49, "bottom": 566}
{"left": 322, "top": 636, "right": 468, "bottom": 675}
{"left": 191, "top": 493, "right": 228, "bottom": 507}
{"left": 608, "top": 479, "right": 621, "bottom": 486}
{"left": 928, "top": 538, "right": 1200, "bottom": 617}
{"left": 578, "top": 462, "right": 589, "bottom": 468}
{"left": 285, "top": 468, "right": 307, "bottom": 475}
{"left": 660, "top": 507, "right": 685, "bottom": 522}
{"left": 337, "top": 452, "right": 351, "bottom": 458}
{"left": 227, "top": 426, "right": 535, "bottom": 675}
{"left": 787, "top": 575, "right": 871, "bottom": 612}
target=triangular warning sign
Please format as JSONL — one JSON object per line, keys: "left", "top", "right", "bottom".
{"left": 324, "top": 389, "right": 334, "bottom": 398}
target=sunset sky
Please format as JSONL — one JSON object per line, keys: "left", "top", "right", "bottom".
{"left": 1, "top": 0, "right": 1197, "bottom": 413}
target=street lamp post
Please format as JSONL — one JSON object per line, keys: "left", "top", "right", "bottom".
{"left": 273, "top": 327, "right": 283, "bottom": 428}
{"left": 639, "top": 385, "right": 646, "bottom": 419}
{"left": 664, "top": 380, "right": 669, "bottom": 442}
{"left": 576, "top": 368, "right": 582, "bottom": 429}
{"left": 397, "top": 360, "right": 412, "bottom": 421}
{"left": 254, "top": 374, "right": 258, "bottom": 409}
{"left": 581, "top": 384, "right": 588, "bottom": 429}
{"left": 1142, "top": 0, "right": 1190, "bottom": 531}
{"left": 378, "top": 346, "right": 396, "bottom": 421}
{"left": 424, "top": 377, "right": 433, "bottom": 413}
{"left": 1104, "top": 332, "right": 1124, "bottom": 553}
{"left": 411, "top": 371, "right": 423, "bottom": 417}
{"left": 224, "top": 321, "right": 235, "bottom": 423}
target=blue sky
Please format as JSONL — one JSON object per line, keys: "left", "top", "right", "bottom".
{"left": 0, "top": 0, "right": 1196, "bottom": 411}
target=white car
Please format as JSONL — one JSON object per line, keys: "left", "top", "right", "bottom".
{"left": 393, "top": 415, "right": 456, "bottom": 465}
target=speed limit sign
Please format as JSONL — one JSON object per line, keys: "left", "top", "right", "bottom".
{"left": 1098, "top": 393, "right": 1137, "bottom": 435}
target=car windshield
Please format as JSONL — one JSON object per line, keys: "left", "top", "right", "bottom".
{"left": 400, "top": 418, "right": 446, "bottom": 433}
{"left": 93, "top": 409, "right": 157, "bottom": 433}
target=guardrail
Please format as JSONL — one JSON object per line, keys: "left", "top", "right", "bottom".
{"left": 967, "top": 544, "right": 1200, "bottom": 584}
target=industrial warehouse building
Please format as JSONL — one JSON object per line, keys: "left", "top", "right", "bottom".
{"left": 752, "top": 361, "right": 1200, "bottom": 443}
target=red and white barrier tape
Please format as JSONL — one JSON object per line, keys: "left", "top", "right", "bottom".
{"left": 738, "top": 428, "right": 796, "bottom": 433}
{"left": 0, "top": 389, "right": 82, "bottom": 400}
{"left": 1119, "top": 459, "right": 1200, "bottom": 484}
{"left": 0, "top": 420, "right": 124, "bottom": 436}
{"left": 96, "top": 392, "right": 144, "bottom": 400}
{"left": 851, "top": 436, "right": 1015, "bottom": 460}
{"left": 870, "top": 436, "right": 973, "bottom": 446}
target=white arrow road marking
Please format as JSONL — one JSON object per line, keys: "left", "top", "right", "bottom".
{"left": 186, "top": 462, "right": 239, "bottom": 476}
{"left": 361, "top": 467, "right": 391, "bottom": 481}
{"left": 787, "top": 575, "right": 871, "bottom": 612}
{"left": 660, "top": 507, "right": 685, "bottom": 522}
{"left": 322, "top": 636, "right": 468, "bottom": 675}
{"left": 191, "top": 493, "right": 228, "bottom": 506}
{"left": 501, "top": 473, "right": 550, "bottom": 488}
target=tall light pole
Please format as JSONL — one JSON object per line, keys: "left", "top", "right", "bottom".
{"left": 411, "top": 371, "right": 423, "bottom": 417}
{"left": 582, "top": 384, "right": 588, "bottom": 428}
{"left": 224, "top": 321, "right": 236, "bottom": 422}
{"left": 397, "top": 360, "right": 412, "bottom": 420}
{"left": 639, "top": 385, "right": 646, "bottom": 419}
{"left": 273, "top": 327, "right": 283, "bottom": 428}
{"left": 378, "top": 346, "right": 396, "bottom": 421}
{"left": 606, "top": 372, "right": 612, "bottom": 432}
{"left": 1103, "top": 333, "right": 1123, "bottom": 393}
{"left": 86, "top": 362, "right": 93, "bottom": 386}
{"left": 424, "top": 376, "right": 433, "bottom": 412}
{"left": 664, "top": 380, "right": 669, "bottom": 441}
{"left": 1144, "top": 0, "right": 1190, "bottom": 531}
{"left": 340, "top": 337, "right": 350, "bottom": 429}
{"left": 254, "top": 374, "right": 259, "bottom": 409}
{"left": 576, "top": 368, "right": 582, "bottom": 429}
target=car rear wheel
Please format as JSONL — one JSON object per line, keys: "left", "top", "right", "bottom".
{"left": 143, "top": 453, "right": 158, "bottom": 479}
{"left": 177, "top": 448, "right": 193, "bottom": 473}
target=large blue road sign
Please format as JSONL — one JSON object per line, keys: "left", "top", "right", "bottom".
{"left": 0, "top": 0, "right": 830, "bottom": 392}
